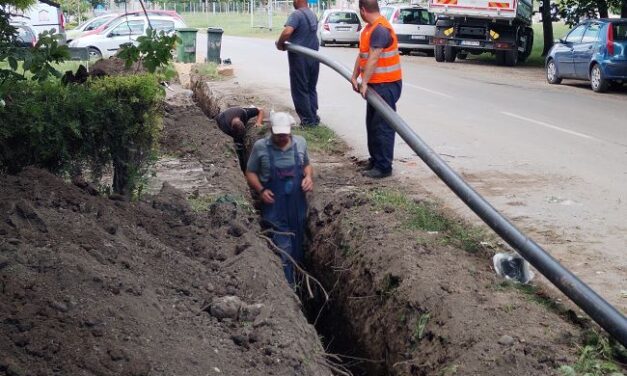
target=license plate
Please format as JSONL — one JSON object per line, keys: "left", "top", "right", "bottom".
{"left": 461, "top": 40, "right": 481, "bottom": 46}
{"left": 411, "top": 35, "right": 426, "bottom": 40}
{"left": 336, "top": 27, "right": 350, "bottom": 31}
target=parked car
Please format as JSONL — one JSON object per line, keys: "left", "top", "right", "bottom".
{"left": 380, "top": 4, "right": 435, "bottom": 55}
{"left": 9, "top": 22, "right": 37, "bottom": 47}
{"left": 546, "top": 19, "right": 627, "bottom": 92}
{"left": 68, "top": 15, "right": 187, "bottom": 59}
{"left": 75, "top": 10, "right": 184, "bottom": 41}
{"left": 317, "top": 9, "right": 361, "bottom": 47}
{"left": 66, "top": 13, "right": 118, "bottom": 42}
{"left": 7, "top": 0, "right": 66, "bottom": 43}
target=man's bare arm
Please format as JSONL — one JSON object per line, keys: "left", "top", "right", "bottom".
{"left": 276, "top": 26, "right": 295, "bottom": 50}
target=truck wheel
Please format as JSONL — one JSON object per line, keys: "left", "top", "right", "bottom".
{"left": 518, "top": 27, "right": 534, "bottom": 63}
{"left": 444, "top": 46, "right": 456, "bottom": 62}
{"left": 495, "top": 51, "right": 506, "bottom": 66}
{"left": 504, "top": 49, "right": 518, "bottom": 66}
{"left": 435, "top": 45, "right": 445, "bottom": 62}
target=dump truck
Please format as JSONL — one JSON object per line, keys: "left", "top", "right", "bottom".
{"left": 428, "top": 0, "right": 534, "bottom": 65}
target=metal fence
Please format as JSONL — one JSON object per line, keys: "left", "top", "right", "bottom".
{"left": 107, "top": 0, "right": 333, "bottom": 15}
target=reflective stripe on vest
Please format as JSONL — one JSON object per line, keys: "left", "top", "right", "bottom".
{"left": 359, "top": 50, "right": 399, "bottom": 59}
{"left": 358, "top": 15, "right": 402, "bottom": 84}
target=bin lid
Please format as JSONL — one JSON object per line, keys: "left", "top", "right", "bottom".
{"left": 207, "top": 27, "right": 224, "bottom": 33}
{"left": 176, "top": 28, "right": 199, "bottom": 33}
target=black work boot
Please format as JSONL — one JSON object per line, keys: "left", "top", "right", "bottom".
{"left": 362, "top": 168, "right": 392, "bottom": 179}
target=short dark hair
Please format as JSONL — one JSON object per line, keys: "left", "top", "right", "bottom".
{"left": 232, "top": 118, "right": 245, "bottom": 136}
{"left": 359, "top": 0, "right": 379, "bottom": 13}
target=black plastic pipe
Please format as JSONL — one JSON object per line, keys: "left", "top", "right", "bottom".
{"left": 284, "top": 42, "right": 627, "bottom": 346}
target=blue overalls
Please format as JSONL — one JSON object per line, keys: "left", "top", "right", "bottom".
{"left": 262, "top": 140, "right": 307, "bottom": 285}
{"left": 288, "top": 53, "right": 320, "bottom": 126}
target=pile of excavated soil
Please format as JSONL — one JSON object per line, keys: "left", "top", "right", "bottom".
{"left": 91, "top": 58, "right": 147, "bottom": 76}
{"left": 306, "top": 159, "right": 586, "bottom": 375}
{"left": 0, "top": 87, "right": 332, "bottom": 376}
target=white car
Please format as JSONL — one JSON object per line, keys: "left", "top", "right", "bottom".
{"left": 380, "top": 4, "right": 436, "bottom": 55}
{"left": 66, "top": 13, "right": 118, "bottom": 42}
{"left": 7, "top": 0, "right": 67, "bottom": 43}
{"left": 317, "top": 9, "right": 361, "bottom": 47}
{"left": 69, "top": 15, "right": 187, "bottom": 59}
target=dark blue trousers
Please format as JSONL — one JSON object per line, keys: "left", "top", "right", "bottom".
{"left": 366, "top": 80, "right": 402, "bottom": 173}
{"left": 288, "top": 52, "right": 319, "bottom": 126}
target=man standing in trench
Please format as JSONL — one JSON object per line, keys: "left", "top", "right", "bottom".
{"left": 275, "top": 0, "right": 320, "bottom": 127}
{"left": 216, "top": 106, "right": 265, "bottom": 171}
{"left": 351, "top": 0, "right": 403, "bottom": 179}
{"left": 245, "top": 112, "right": 314, "bottom": 285}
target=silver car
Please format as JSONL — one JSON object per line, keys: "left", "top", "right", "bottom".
{"left": 317, "top": 9, "right": 362, "bottom": 47}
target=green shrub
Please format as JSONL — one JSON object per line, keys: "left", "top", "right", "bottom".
{"left": 0, "top": 74, "right": 164, "bottom": 196}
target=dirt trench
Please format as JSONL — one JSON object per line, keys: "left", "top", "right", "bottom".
{"left": 0, "top": 80, "right": 335, "bottom": 375}
{"left": 189, "top": 76, "right": 603, "bottom": 376}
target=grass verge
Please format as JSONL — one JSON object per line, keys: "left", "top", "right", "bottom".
{"left": 293, "top": 124, "right": 347, "bottom": 155}
{"left": 181, "top": 12, "right": 287, "bottom": 39}
{"left": 192, "top": 62, "right": 220, "bottom": 80}
{"left": 0, "top": 60, "right": 84, "bottom": 78}
{"left": 370, "top": 188, "right": 487, "bottom": 253}
{"left": 559, "top": 330, "right": 626, "bottom": 376}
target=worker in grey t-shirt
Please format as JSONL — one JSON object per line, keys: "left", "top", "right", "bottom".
{"left": 275, "top": 0, "right": 320, "bottom": 127}
{"left": 245, "top": 112, "right": 314, "bottom": 285}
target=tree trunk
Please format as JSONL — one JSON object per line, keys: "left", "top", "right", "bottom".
{"left": 541, "top": 0, "right": 554, "bottom": 57}
{"left": 596, "top": 0, "right": 608, "bottom": 18}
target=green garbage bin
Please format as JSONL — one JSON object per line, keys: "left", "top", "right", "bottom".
{"left": 206, "top": 27, "right": 224, "bottom": 64}
{"left": 176, "top": 28, "right": 198, "bottom": 63}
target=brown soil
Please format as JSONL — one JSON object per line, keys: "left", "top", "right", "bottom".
{"left": 190, "top": 76, "right": 622, "bottom": 376}
{"left": 1, "top": 66, "right": 620, "bottom": 376}
{"left": 91, "top": 58, "right": 147, "bottom": 76}
{"left": 307, "top": 159, "right": 585, "bottom": 375}
{"left": 0, "top": 84, "right": 332, "bottom": 376}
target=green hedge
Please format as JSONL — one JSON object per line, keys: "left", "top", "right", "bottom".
{"left": 0, "top": 75, "right": 164, "bottom": 196}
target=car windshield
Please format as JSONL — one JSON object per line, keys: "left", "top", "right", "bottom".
{"left": 397, "top": 8, "right": 434, "bottom": 25}
{"left": 84, "top": 16, "right": 113, "bottom": 30}
{"left": 613, "top": 22, "right": 627, "bottom": 41}
{"left": 17, "top": 27, "right": 34, "bottom": 42}
{"left": 151, "top": 20, "right": 175, "bottom": 32}
{"left": 381, "top": 7, "right": 394, "bottom": 20}
{"left": 327, "top": 12, "right": 359, "bottom": 24}
{"left": 110, "top": 20, "right": 144, "bottom": 36}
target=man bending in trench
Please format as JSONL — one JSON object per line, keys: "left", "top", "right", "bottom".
{"left": 245, "top": 112, "right": 314, "bottom": 285}
{"left": 216, "top": 106, "right": 265, "bottom": 171}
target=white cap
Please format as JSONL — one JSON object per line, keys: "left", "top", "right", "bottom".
{"left": 270, "top": 111, "right": 296, "bottom": 134}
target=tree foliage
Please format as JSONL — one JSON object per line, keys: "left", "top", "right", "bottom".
{"left": 117, "top": 28, "right": 180, "bottom": 73}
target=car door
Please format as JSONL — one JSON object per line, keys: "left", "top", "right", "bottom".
{"left": 574, "top": 22, "right": 600, "bottom": 79}
{"left": 104, "top": 19, "right": 145, "bottom": 56}
{"left": 554, "top": 24, "right": 586, "bottom": 78}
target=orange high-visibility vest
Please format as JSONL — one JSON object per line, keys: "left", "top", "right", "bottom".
{"left": 359, "top": 16, "right": 402, "bottom": 84}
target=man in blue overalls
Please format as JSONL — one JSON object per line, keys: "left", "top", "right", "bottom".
{"left": 275, "top": 0, "right": 320, "bottom": 127}
{"left": 245, "top": 113, "right": 314, "bottom": 285}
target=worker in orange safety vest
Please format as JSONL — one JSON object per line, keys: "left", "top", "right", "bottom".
{"left": 351, "top": 0, "right": 403, "bottom": 179}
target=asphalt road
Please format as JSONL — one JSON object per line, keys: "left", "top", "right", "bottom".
{"left": 200, "top": 35, "right": 627, "bottom": 312}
